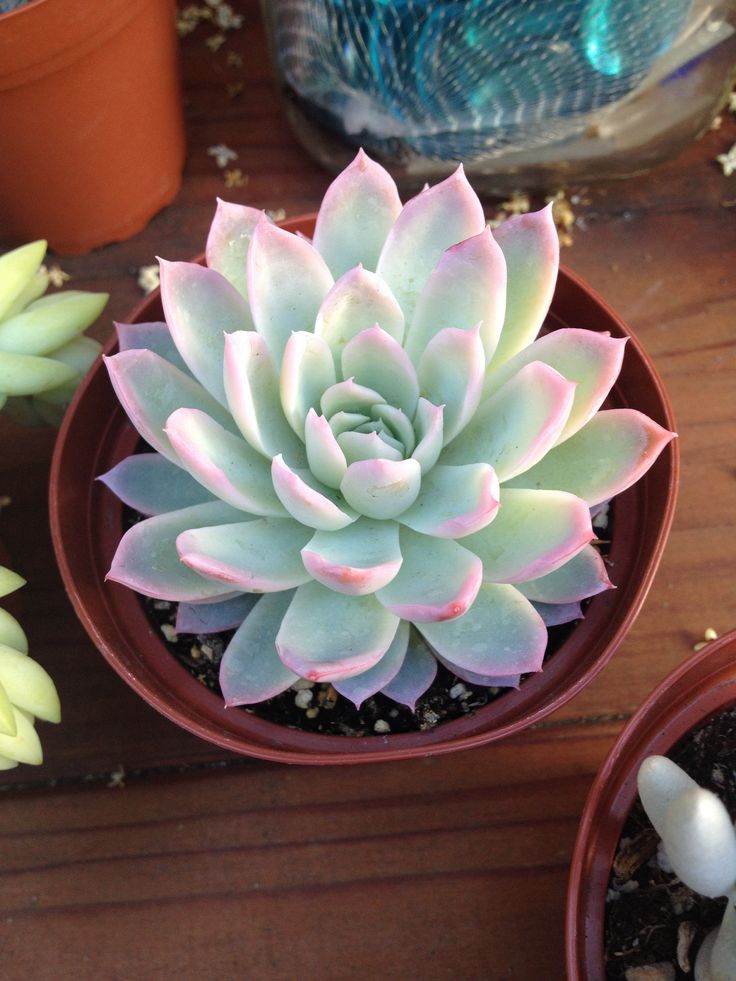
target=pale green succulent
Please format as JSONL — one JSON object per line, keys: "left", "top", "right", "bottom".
{"left": 0, "top": 240, "right": 107, "bottom": 425}
{"left": 0, "top": 564, "right": 60, "bottom": 768}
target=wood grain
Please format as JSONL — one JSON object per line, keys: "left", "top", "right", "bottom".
{"left": 0, "top": 2, "right": 735, "bottom": 978}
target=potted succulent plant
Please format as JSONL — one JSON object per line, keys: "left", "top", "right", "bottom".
{"left": 0, "top": 558, "right": 61, "bottom": 768}
{"left": 50, "top": 151, "right": 678, "bottom": 763}
{"left": 0, "top": 239, "right": 107, "bottom": 423}
{"left": 566, "top": 630, "right": 736, "bottom": 980}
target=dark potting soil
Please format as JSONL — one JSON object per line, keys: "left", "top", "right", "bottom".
{"left": 143, "top": 594, "right": 580, "bottom": 736}
{"left": 604, "top": 703, "right": 736, "bottom": 979}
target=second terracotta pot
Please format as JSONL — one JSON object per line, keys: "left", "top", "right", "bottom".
{"left": 0, "top": 0, "right": 185, "bottom": 254}
{"left": 49, "top": 216, "right": 679, "bottom": 764}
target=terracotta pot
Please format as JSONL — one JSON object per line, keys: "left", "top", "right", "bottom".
{"left": 49, "top": 215, "right": 679, "bottom": 764}
{"left": 0, "top": 0, "right": 185, "bottom": 255}
{"left": 566, "top": 630, "right": 736, "bottom": 979}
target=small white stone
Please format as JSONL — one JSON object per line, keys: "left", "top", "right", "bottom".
{"left": 294, "top": 689, "right": 313, "bottom": 709}
{"left": 373, "top": 719, "right": 391, "bottom": 734}
{"left": 624, "top": 963, "right": 675, "bottom": 981}
{"left": 449, "top": 683, "right": 468, "bottom": 700}
{"left": 291, "top": 678, "right": 315, "bottom": 691}
{"left": 160, "top": 623, "right": 178, "bottom": 642}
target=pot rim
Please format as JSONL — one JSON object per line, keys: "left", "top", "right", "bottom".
{"left": 49, "top": 214, "right": 679, "bottom": 764}
{"left": 565, "top": 629, "right": 736, "bottom": 979}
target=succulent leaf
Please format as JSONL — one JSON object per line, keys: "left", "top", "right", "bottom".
{"left": 406, "top": 228, "right": 506, "bottom": 364}
{"left": 315, "top": 265, "right": 405, "bottom": 366}
{"left": 280, "top": 331, "right": 336, "bottom": 439}
{"left": 223, "top": 331, "right": 307, "bottom": 466}
{"left": 301, "top": 519, "right": 402, "bottom": 596}
{"left": 247, "top": 217, "right": 334, "bottom": 366}
{"left": 0, "top": 240, "right": 47, "bottom": 321}
{"left": 220, "top": 592, "right": 300, "bottom": 704}
{"left": 312, "top": 148, "right": 403, "bottom": 278}
{"left": 0, "top": 706, "right": 42, "bottom": 766}
{"left": 440, "top": 361, "right": 575, "bottom": 480}
{"left": 98, "top": 453, "right": 214, "bottom": 516}
{"left": 483, "top": 328, "right": 627, "bottom": 441}
{"left": 116, "top": 321, "right": 190, "bottom": 375}
{"left": 341, "top": 325, "right": 419, "bottom": 419}
{"left": 205, "top": 199, "right": 265, "bottom": 299}
{"left": 304, "top": 409, "right": 348, "bottom": 490}
{"left": 276, "top": 581, "right": 400, "bottom": 682}
{"left": 488, "top": 205, "right": 559, "bottom": 369}
{"left": 176, "top": 594, "right": 259, "bottom": 635}
{"left": 419, "top": 583, "right": 547, "bottom": 676}
{"left": 177, "top": 518, "right": 313, "bottom": 592}
{"left": 0, "top": 608, "right": 28, "bottom": 654}
{"left": 505, "top": 409, "right": 676, "bottom": 506}
{"left": 417, "top": 324, "right": 485, "bottom": 444}
{"left": 0, "top": 291, "right": 108, "bottom": 356}
{"left": 272, "top": 455, "right": 358, "bottom": 530}
{"left": 376, "top": 528, "right": 483, "bottom": 622}
{"left": 376, "top": 166, "right": 486, "bottom": 322}
{"left": 159, "top": 259, "right": 253, "bottom": 405}
{"left": 398, "top": 463, "right": 500, "bottom": 539}
{"left": 0, "top": 566, "right": 26, "bottom": 599}
{"left": 333, "top": 619, "right": 410, "bottom": 707}
{"left": 0, "top": 643, "right": 61, "bottom": 723}
{"left": 340, "top": 458, "right": 422, "bottom": 519}
{"left": 463, "top": 488, "right": 594, "bottom": 583}
{"left": 379, "top": 633, "right": 438, "bottom": 709}
{"left": 0, "top": 352, "right": 77, "bottom": 395}
{"left": 107, "top": 501, "right": 246, "bottom": 601}
{"left": 516, "top": 543, "right": 612, "bottom": 603}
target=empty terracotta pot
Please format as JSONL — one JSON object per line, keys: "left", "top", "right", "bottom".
{"left": 49, "top": 216, "right": 679, "bottom": 764}
{"left": 0, "top": 0, "right": 185, "bottom": 254}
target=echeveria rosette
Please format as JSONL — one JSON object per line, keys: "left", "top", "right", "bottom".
{"left": 101, "top": 150, "right": 675, "bottom": 713}
{"left": 0, "top": 240, "right": 107, "bottom": 425}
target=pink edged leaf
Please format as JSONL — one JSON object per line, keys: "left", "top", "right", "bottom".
{"left": 272, "top": 454, "right": 358, "bottom": 530}
{"left": 312, "top": 149, "right": 403, "bottom": 277}
{"left": 488, "top": 204, "right": 559, "bottom": 369}
{"left": 504, "top": 408, "right": 676, "bottom": 507}
{"left": 417, "top": 324, "right": 485, "bottom": 444}
{"left": 516, "top": 544, "right": 613, "bottom": 603}
{"left": 275, "top": 581, "right": 400, "bottom": 682}
{"left": 411, "top": 398, "right": 444, "bottom": 474}
{"left": 280, "top": 331, "right": 336, "bottom": 439}
{"left": 406, "top": 228, "right": 506, "bottom": 365}
{"left": 301, "top": 518, "right": 402, "bottom": 596}
{"left": 462, "top": 488, "right": 594, "bottom": 583}
{"left": 175, "top": 594, "right": 259, "bottom": 634}
{"left": 205, "top": 198, "right": 265, "bottom": 299}
{"left": 337, "top": 430, "right": 403, "bottom": 465}
{"left": 115, "top": 321, "right": 190, "bottom": 375}
{"left": 376, "top": 165, "right": 486, "bottom": 322}
{"left": 333, "top": 620, "right": 409, "bottom": 708}
{"left": 398, "top": 463, "right": 500, "bottom": 539}
{"left": 220, "top": 591, "right": 299, "bottom": 705}
{"left": 107, "top": 501, "right": 245, "bottom": 602}
{"left": 483, "top": 327, "right": 627, "bottom": 442}
{"left": 247, "top": 216, "right": 334, "bottom": 367}
{"left": 104, "top": 349, "right": 238, "bottom": 466}
{"left": 376, "top": 528, "right": 483, "bottom": 623}
{"left": 98, "top": 452, "right": 213, "bottom": 516}
{"left": 164, "top": 408, "right": 286, "bottom": 517}
{"left": 159, "top": 258, "right": 253, "bottom": 405}
{"left": 418, "top": 582, "right": 547, "bottom": 676}
{"left": 341, "top": 325, "right": 419, "bottom": 419}
{"left": 372, "top": 403, "right": 415, "bottom": 455}
{"left": 176, "top": 517, "right": 313, "bottom": 592}
{"left": 340, "top": 457, "right": 421, "bottom": 520}
{"left": 321, "top": 379, "right": 384, "bottom": 419}
{"left": 531, "top": 600, "right": 583, "bottom": 627}
{"left": 435, "top": 653, "right": 521, "bottom": 689}
{"left": 439, "top": 361, "right": 575, "bottom": 481}
{"left": 315, "top": 265, "right": 405, "bottom": 367}
{"left": 223, "top": 331, "right": 307, "bottom": 466}
{"left": 304, "top": 409, "right": 347, "bottom": 490}
{"left": 379, "top": 633, "right": 438, "bottom": 709}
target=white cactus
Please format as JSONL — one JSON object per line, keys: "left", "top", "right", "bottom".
{"left": 638, "top": 755, "right": 736, "bottom": 981}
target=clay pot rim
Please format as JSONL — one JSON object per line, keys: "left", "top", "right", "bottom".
{"left": 49, "top": 214, "right": 678, "bottom": 764}
{"left": 565, "top": 629, "right": 736, "bottom": 979}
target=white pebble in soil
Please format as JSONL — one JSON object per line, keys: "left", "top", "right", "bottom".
{"left": 294, "top": 689, "right": 313, "bottom": 710}
{"left": 373, "top": 720, "right": 391, "bottom": 734}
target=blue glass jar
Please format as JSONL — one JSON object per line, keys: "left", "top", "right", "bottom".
{"left": 261, "top": 0, "right": 736, "bottom": 190}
